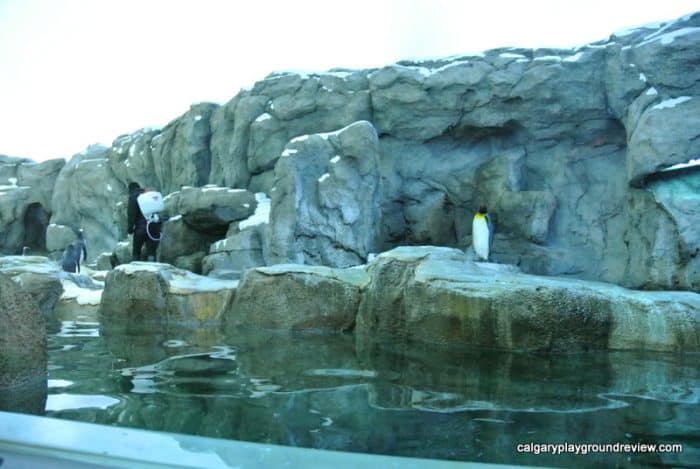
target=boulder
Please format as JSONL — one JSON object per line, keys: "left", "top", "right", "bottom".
{"left": 356, "top": 246, "right": 700, "bottom": 353}
{"left": 165, "top": 185, "right": 257, "bottom": 234}
{"left": 203, "top": 228, "right": 265, "bottom": 279}
{"left": 158, "top": 215, "right": 219, "bottom": 269}
{"left": 0, "top": 273, "right": 47, "bottom": 396}
{"left": 627, "top": 97, "right": 700, "bottom": 186}
{"left": 267, "top": 121, "right": 383, "bottom": 267}
{"left": 100, "top": 262, "right": 237, "bottom": 335}
{"left": 0, "top": 255, "right": 64, "bottom": 316}
{"left": 202, "top": 192, "right": 271, "bottom": 278}
{"left": 223, "top": 264, "right": 369, "bottom": 334}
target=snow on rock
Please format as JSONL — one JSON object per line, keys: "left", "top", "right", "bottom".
{"left": 662, "top": 158, "right": 700, "bottom": 172}
{"left": 238, "top": 193, "right": 271, "bottom": 230}
{"left": 499, "top": 53, "right": 526, "bottom": 59}
{"left": 60, "top": 280, "right": 103, "bottom": 306}
{"left": 639, "top": 26, "right": 700, "bottom": 47}
{"left": 563, "top": 52, "right": 584, "bottom": 62}
{"left": 651, "top": 96, "right": 692, "bottom": 111}
{"left": 534, "top": 55, "right": 562, "bottom": 62}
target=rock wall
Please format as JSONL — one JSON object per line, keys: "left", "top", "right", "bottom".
{"left": 13, "top": 12, "right": 699, "bottom": 291}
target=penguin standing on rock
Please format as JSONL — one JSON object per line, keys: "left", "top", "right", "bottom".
{"left": 75, "top": 228, "right": 88, "bottom": 267}
{"left": 61, "top": 243, "right": 80, "bottom": 273}
{"left": 472, "top": 205, "right": 493, "bottom": 262}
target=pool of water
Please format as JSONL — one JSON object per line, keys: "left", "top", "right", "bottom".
{"left": 41, "top": 307, "right": 700, "bottom": 467}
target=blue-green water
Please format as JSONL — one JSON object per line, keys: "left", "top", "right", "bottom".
{"left": 41, "top": 308, "right": 700, "bottom": 468}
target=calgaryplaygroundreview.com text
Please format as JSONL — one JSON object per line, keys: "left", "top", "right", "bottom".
{"left": 516, "top": 442, "right": 683, "bottom": 456}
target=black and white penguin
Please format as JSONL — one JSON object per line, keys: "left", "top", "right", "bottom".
{"left": 75, "top": 228, "right": 87, "bottom": 267}
{"left": 472, "top": 205, "right": 493, "bottom": 261}
{"left": 61, "top": 243, "right": 79, "bottom": 273}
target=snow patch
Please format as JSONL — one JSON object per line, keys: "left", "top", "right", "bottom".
{"left": 639, "top": 27, "right": 700, "bottom": 47}
{"left": 534, "top": 55, "right": 562, "bottom": 62}
{"left": 60, "top": 281, "right": 103, "bottom": 306}
{"left": 238, "top": 193, "right": 271, "bottom": 230}
{"left": 290, "top": 135, "right": 308, "bottom": 143}
{"left": 434, "top": 60, "right": 472, "bottom": 72}
{"left": 194, "top": 115, "right": 202, "bottom": 121}
{"left": 330, "top": 155, "right": 341, "bottom": 164}
{"left": 639, "top": 73, "right": 647, "bottom": 82}
{"left": 563, "top": 52, "right": 584, "bottom": 63}
{"left": 281, "top": 148, "right": 298, "bottom": 157}
{"left": 646, "top": 87, "right": 658, "bottom": 96}
{"left": 255, "top": 113, "right": 272, "bottom": 123}
{"left": 651, "top": 96, "right": 691, "bottom": 110}
{"left": 499, "top": 53, "right": 526, "bottom": 59}
{"left": 662, "top": 158, "right": 700, "bottom": 172}
{"left": 318, "top": 173, "right": 330, "bottom": 183}
{"left": 106, "top": 184, "right": 112, "bottom": 192}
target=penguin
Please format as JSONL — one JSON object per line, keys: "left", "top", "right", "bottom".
{"left": 472, "top": 205, "right": 493, "bottom": 262}
{"left": 61, "top": 243, "right": 80, "bottom": 273}
{"left": 75, "top": 228, "right": 88, "bottom": 267}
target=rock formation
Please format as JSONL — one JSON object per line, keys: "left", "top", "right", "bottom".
{"left": 0, "top": 12, "right": 696, "bottom": 293}
{"left": 100, "top": 262, "right": 237, "bottom": 338}
{"left": 0, "top": 156, "right": 64, "bottom": 255}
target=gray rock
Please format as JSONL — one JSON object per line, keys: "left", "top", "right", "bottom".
{"left": 203, "top": 228, "right": 265, "bottom": 279}
{"left": 267, "top": 121, "right": 383, "bottom": 267}
{"left": 627, "top": 97, "right": 700, "bottom": 186}
{"left": 93, "top": 252, "right": 115, "bottom": 270}
{"left": 356, "top": 246, "right": 700, "bottom": 353}
{"left": 158, "top": 215, "right": 219, "bottom": 268}
{"left": 223, "top": 264, "right": 369, "bottom": 334}
{"left": 0, "top": 256, "right": 64, "bottom": 316}
{"left": 167, "top": 185, "right": 257, "bottom": 234}
{"left": 0, "top": 158, "right": 64, "bottom": 255}
{"left": 0, "top": 273, "right": 46, "bottom": 390}
{"left": 49, "top": 146, "right": 124, "bottom": 262}
{"left": 149, "top": 103, "right": 219, "bottom": 194}
{"left": 100, "top": 262, "right": 237, "bottom": 335}
{"left": 171, "top": 251, "right": 207, "bottom": 274}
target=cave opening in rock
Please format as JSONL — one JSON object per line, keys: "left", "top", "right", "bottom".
{"left": 23, "top": 202, "right": 50, "bottom": 253}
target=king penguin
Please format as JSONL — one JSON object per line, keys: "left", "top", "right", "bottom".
{"left": 75, "top": 228, "right": 87, "bottom": 267}
{"left": 472, "top": 205, "right": 493, "bottom": 261}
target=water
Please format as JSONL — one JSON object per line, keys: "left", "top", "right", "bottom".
{"left": 42, "top": 307, "right": 700, "bottom": 468}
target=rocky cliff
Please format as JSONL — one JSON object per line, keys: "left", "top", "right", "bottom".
{"left": 1, "top": 12, "right": 698, "bottom": 292}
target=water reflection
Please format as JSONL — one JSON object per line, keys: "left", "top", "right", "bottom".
{"left": 41, "top": 319, "right": 700, "bottom": 467}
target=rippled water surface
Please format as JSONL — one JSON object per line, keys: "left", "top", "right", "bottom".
{"left": 43, "top": 309, "right": 700, "bottom": 467}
